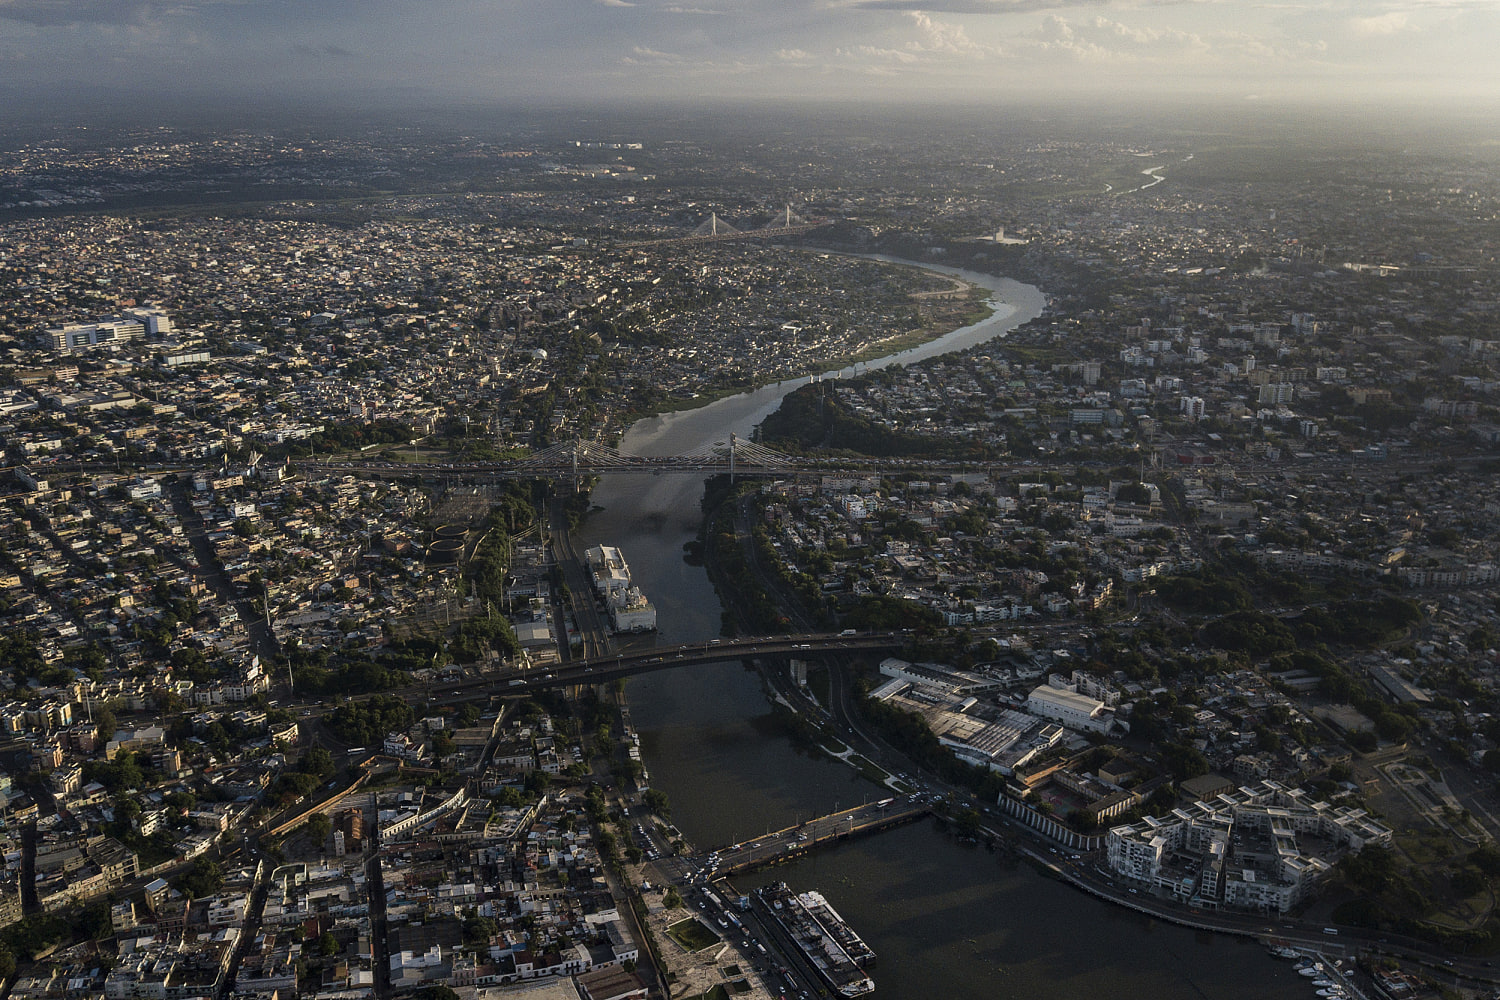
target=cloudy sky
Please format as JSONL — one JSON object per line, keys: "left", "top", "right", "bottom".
{"left": 1, "top": 0, "right": 1496, "bottom": 109}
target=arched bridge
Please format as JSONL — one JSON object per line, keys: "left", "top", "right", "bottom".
{"left": 425, "top": 631, "right": 906, "bottom": 702}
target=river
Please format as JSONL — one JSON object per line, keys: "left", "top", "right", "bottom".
{"left": 577, "top": 259, "right": 1310, "bottom": 998}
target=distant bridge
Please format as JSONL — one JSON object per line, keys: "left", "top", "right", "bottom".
{"left": 302, "top": 433, "right": 808, "bottom": 483}
{"left": 514, "top": 433, "right": 798, "bottom": 478}
{"left": 421, "top": 631, "right": 906, "bottom": 703}
{"left": 297, "top": 434, "right": 1038, "bottom": 485}
{"left": 625, "top": 205, "right": 826, "bottom": 246}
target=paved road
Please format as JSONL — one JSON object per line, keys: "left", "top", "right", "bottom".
{"left": 166, "top": 476, "right": 278, "bottom": 660}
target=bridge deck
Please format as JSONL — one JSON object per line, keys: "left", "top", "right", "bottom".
{"left": 707, "top": 798, "right": 931, "bottom": 875}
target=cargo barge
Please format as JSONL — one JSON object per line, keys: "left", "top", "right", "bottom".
{"left": 760, "top": 882, "right": 875, "bottom": 997}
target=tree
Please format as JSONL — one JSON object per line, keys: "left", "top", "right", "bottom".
{"left": 642, "top": 788, "right": 670, "bottom": 818}
{"left": 1471, "top": 845, "right": 1500, "bottom": 878}
{"left": 94, "top": 708, "right": 118, "bottom": 742}
{"left": 463, "top": 914, "right": 500, "bottom": 944}
{"left": 300, "top": 747, "right": 336, "bottom": 780}
{"left": 78, "top": 900, "right": 113, "bottom": 941}
{"left": 1160, "top": 743, "right": 1210, "bottom": 780}
{"left": 305, "top": 813, "right": 332, "bottom": 845}
{"left": 318, "top": 932, "right": 340, "bottom": 957}
{"left": 954, "top": 808, "right": 983, "bottom": 838}
{"left": 1339, "top": 844, "right": 1397, "bottom": 894}
{"left": 177, "top": 859, "right": 224, "bottom": 899}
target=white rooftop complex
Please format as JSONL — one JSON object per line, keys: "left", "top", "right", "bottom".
{"left": 1105, "top": 780, "right": 1392, "bottom": 913}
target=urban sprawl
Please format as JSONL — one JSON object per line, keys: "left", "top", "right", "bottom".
{"left": 0, "top": 110, "right": 1498, "bottom": 1000}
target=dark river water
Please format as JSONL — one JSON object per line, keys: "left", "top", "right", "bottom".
{"left": 577, "top": 261, "right": 1311, "bottom": 998}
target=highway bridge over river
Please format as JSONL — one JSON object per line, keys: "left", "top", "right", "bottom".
{"left": 705, "top": 796, "right": 933, "bottom": 876}
{"left": 420, "top": 632, "right": 908, "bottom": 704}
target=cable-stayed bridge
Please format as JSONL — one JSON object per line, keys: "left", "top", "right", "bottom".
{"left": 627, "top": 206, "right": 823, "bottom": 246}
{"left": 300, "top": 433, "right": 816, "bottom": 483}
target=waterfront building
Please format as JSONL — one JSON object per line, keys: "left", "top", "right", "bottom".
{"left": 1105, "top": 780, "right": 1392, "bottom": 913}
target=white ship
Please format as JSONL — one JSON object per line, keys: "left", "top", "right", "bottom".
{"left": 584, "top": 544, "right": 658, "bottom": 633}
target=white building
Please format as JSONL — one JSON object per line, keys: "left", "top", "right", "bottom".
{"left": 43, "top": 318, "right": 145, "bottom": 353}
{"left": 1258, "top": 382, "right": 1295, "bottom": 406}
{"left": 1105, "top": 781, "right": 1391, "bottom": 913}
{"left": 1025, "top": 685, "right": 1115, "bottom": 734}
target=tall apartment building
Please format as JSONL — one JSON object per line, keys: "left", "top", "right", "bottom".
{"left": 1258, "top": 382, "right": 1295, "bottom": 406}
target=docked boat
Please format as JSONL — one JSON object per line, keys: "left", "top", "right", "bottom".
{"left": 760, "top": 883, "right": 875, "bottom": 997}
{"left": 584, "top": 544, "right": 658, "bottom": 633}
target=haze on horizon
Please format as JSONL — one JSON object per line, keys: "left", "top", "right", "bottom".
{"left": 1, "top": 0, "right": 1498, "bottom": 116}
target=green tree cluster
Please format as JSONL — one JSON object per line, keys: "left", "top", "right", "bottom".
{"left": 325, "top": 695, "right": 413, "bottom": 747}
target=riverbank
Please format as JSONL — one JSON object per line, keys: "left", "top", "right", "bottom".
{"left": 570, "top": 263, "right": 1317, "bottom": 999}
{"left": 625, "top": 254, "right": 996, "bottom": 421}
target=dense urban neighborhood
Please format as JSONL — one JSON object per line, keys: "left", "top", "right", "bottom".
{"left": 0, "top": 107, "right": 1498, "bottom": 1000}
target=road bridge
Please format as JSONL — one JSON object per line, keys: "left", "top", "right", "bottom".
{"left": 622, "top": 207, "right": 825, "bottom": 247}
{"left": 295, "top": 435, "right": 1039, "bottom": 485}
{"left": 702, "top": 796, "right": 932, "bottom": 876}
{"left": 419, "top": 632, "right": 906, "bottom": 704}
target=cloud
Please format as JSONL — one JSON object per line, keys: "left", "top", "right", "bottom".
{"left": 846, "top": 0, "right": 1208, "bottom": 12}
{"left": 621, "top": 44, "right": 686, "bottom": 64}
{"left": 850, "top": 0, "right": 1093, "bottom": 11}
{"left": 0, "top": 0, "right": 153, "bottom": 26}
{"left": 906, "top": 10, "right": 991, "bottom": 54}
{"left": 594, "top": 0, "right": 636, "bottom": 7}
{"left": 776, "top": 47, "right": 813, "bottom": 59}
{"left": 660, "top": 4, "right": 722, "bottom": 11}
{"left": 1350, "top": 11, "right": 1410, "bottom": 34}
{"left": 1022, "top": 13, "right": 1213, "bottom": 62}
{"left": 838, "top": 43, "right": 920, "bottom": 62}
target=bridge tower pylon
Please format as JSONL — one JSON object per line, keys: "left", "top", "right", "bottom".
{"left": 729, "top": 432, "right": 737, "bottom": 483}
